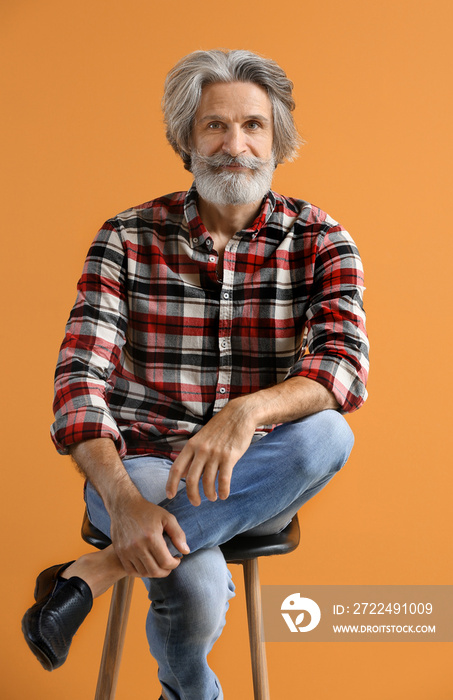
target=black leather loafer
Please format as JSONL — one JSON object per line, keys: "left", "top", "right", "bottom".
{"left": 21, "top": 562, "right": 93, "bottom": 671}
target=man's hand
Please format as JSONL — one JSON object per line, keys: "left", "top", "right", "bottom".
{"left": 166, "top": 398, "right": 256, "bottom": 506}
{"left": 109, "top": 492, "right": 190, "bottom": 578}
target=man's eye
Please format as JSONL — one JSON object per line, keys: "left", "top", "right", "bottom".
{"left": 247, "top": 121, "right": 260, "bottom": 130}
{"left": 208, "top": 122, "right": 221, "bottom": 129}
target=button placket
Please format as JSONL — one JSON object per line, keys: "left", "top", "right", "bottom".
{"left": 213, "top": 237, "right": 239, "bottom": 410}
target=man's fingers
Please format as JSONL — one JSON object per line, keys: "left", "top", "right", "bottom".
{"left": 125, "top": 554, "right": 177, "bottom": 579}
{"left": 114, "top": 535, "right": 181, "bottom": 578}
{"left": 163, "top": 514, "right": 191, "bottom": 555}
{"left": 167, "top": 446, "right": 211, "bottom": 506}
{"left": 185, "top": 455, "right": 235, "bottom": 505}
{"left": 166, "top": 452, "right": 190, "bottom": 498}
{"left": 217, "top": 460, "right": 235, "bottom": 500}
{"left": 184, "top": 459, "right": 204, "bottom": 505}
{"left": 201, "top": 462, "right": 221, "bottom": 502}
{"left": 185, "top": 450, "right": 223, "bottom": 505}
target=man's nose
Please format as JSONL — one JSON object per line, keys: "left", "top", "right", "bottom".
{"left": 222, "top": 125, "right": 247, "bottom": 157}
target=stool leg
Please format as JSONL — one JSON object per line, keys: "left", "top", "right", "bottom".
{"left": 94, "top": 576, "right": 135, "bottom": 700}
{"left": 243, "top": 559, "right": 270, "bottom": 700}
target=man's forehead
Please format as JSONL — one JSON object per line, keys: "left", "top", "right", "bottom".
{"left": 195, "top": 81, "right": 273, "bottom": 121}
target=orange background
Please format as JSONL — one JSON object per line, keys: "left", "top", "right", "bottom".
{"left": 1, "top": 1, "right": 452, "bottom": 698}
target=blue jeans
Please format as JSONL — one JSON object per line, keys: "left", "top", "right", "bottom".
{"left": 85, "top": 410, "right": 354, "bottom": 700}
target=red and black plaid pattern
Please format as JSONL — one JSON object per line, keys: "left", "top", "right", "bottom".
{"left": 51, "top": 185, "right": 369, "bottom": 459}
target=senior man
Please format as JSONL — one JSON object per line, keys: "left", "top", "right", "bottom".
{"left": 22, "top": 49, "right": 369, "bottom": 700}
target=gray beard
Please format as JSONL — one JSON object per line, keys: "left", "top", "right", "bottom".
{"left": 191, "top": 152, "right": 275, "bottom": 206}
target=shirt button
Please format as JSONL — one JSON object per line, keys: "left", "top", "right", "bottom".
{"left": 193, "top": 237, "right": 199, "bottom": 244}
{"left": 206, "top": 238, "right": 213, "bottom": 248}
{"left": 221, "top": 340, "right": 228, "bottom": 349}
{"left": 219, "top": 387, "right": 226, "bottom": 394}
{"left": 223, "top": 292, "right": 229, "bottom": 299}
{"left": 209, "top": 256, "right": 216, "bottom": 263}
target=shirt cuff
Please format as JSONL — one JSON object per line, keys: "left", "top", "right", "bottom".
{"left": 50, "top": 407, "right": 127, "bottom": 457}
{"left": 286, "top": 355, "right": 368, "bottom": 413}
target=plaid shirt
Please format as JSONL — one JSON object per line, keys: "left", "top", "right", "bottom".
{"left": 51, "top": 185, "right": 369, "bottom": 460}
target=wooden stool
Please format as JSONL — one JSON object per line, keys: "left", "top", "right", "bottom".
{"left": 81, "top": 510, "right": 300, "bottom": 700}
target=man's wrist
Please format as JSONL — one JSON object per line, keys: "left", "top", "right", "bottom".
{"left": 103, "top": 471, "right": 142, "bottom": 515}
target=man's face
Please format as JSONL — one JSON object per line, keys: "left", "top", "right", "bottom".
{"left": 191, "top": 81, "right": 275, "bottom": 206}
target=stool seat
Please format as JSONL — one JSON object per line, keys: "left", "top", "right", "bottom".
{"left": 81, "top": 509, "right": 300, "bottom": 700}
{"left": 220, "top": 518, "right": 300, "bottom": 562}
{"left": 81, "top": 509, "right": 300, "bottom": 560}
{"left": 81, "top": 511, "right": 111, "bottom": 550}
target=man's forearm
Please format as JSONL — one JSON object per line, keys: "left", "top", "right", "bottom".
{"left": 232, "top": 375, "right": 340, "bottom": 429}
{"left": 69, "top": 438, "right": 140, "bottom": 515}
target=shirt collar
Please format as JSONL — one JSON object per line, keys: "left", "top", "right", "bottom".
{"left": 184, "top": 183, "right": 276, "bottom": 247}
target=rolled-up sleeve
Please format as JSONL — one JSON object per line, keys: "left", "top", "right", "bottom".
{"left": 51, "top": 222, "right": 129, "bottom": 455}
{"left": 286, "top": 225, "right": 369, "bottom": 412}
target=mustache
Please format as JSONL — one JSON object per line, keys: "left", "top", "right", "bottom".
{"left": 192, "top": 151, "right": 273, "bottom": 171}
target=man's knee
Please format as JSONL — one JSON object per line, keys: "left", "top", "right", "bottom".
{"left": 146, "top": 548, "right": 235, "bottom": 641}
{"left": 312, "top": 409, "right": 355, "bottom": 468}
{"left": 282, "top": 409, "right": 355, "bottom": 477}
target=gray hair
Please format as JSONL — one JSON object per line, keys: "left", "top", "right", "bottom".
{"left": 162, "top": 49, "right": 302, "bottom": 171}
